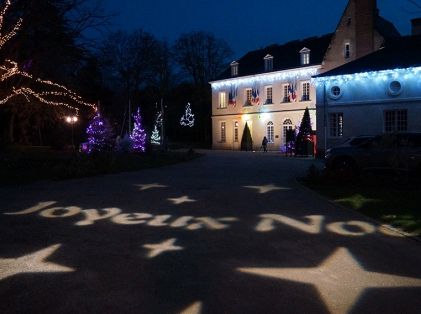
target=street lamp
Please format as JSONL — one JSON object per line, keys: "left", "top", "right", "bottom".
{"left": 65, "top": 115, "right": 78, "bottom": 150}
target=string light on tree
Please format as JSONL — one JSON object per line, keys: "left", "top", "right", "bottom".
{"left": 86, "top": 112, "right": 114, "bottom": 153}
{"left": 130, "top": 107, "right": 147, "bottom": 152}
{"left": 180, "top": 102, "right": 195, "bottom": 127}
{"left": 0, "top": 0, "right": 96, "bottom": 114}
{"left": 150, "top": 111, "right": 162, "bottom": 145}
{"left": 150, "top": 124, "right": 161, "bottom": 145}
{"left": 155, "top": 111, "right": 163, "bottom": 127}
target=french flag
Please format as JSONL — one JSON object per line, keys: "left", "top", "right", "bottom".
{"left": 228, "top": 86, "right": 237, "bottom": 106}
{"left": 251, "top": 87, "right": 260, "bottom": 105}
{"left": 288, "top": 84, "right": 297, "bottom": 102}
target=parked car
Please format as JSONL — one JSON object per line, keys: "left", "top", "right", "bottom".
{"left": 325, "top": 133, "right": 421, "bottom": 176}
{"left": 336, "top": 135, "right": 375, "bottom": 147}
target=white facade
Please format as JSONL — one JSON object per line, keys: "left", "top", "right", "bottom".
{"left": 210, "top": 66, "right": 319, "bottom": 151}
{"left": 315, "top": 67, "right": 421, "bottom": 151}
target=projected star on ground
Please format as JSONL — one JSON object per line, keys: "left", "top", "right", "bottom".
{"left": 238, "top": 247, "right": 421, "bottom": 314}
{"left": 136, "top": 183, "right": 168, "bottom": 191}
{"left": 244, "top": 184, "right": 290, "bottom": 194}
{"left": 179, "top": 301, "right": 202, "bottom": 314}
{"left": 143, "top": 238, "right": 184, "bottom": 258}
{"left": 0, "top": 244, "right": 74, "bottom": 281}
{"left": 168, "top": 195, "right": 197, "bottom": 205}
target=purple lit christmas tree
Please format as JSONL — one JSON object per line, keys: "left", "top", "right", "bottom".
{"left": 86, "top": 111, "right": 114, "bottom": 153}
{"left": 130, "top": 107, "right": 147, "bottom": 152}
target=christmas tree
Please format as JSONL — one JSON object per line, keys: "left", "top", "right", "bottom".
{"left": 86, "top": 112, "right": 114, "bottom": 153}
{"left": 150, "top": 111, "right": 162, "bottom": 145}
{"left": 295, "top": 107, "right": 314, "bottom": 156}
{"left": 180, "top": 103, "right": 195, "bottom": 127}
{"left": 240, "top": 122, "right": 253, "bottom": 151}
{"left": 130, "top": 107, "right": 147, "bottom": 152}
{"left": 150, "top": 125, "right": 160, "bottom": 145}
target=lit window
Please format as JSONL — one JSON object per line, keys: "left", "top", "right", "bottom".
{"left": 389, "top": 81, "right": 403, "bottom": 96}
{"left": 329, "top": 113, "right": 344, "bottom": 137}
{"left": 384, "top": 110, "right": 407, "bottom": 133}
{"left": 265, "top": 86, "right": 273, "bottom": 104}
{"left": 245, "top": 89, "right": 252, "bottom": 106}
{"left": 264, "top": 54, "right": 273, "bottom": 72}
{"left": 218, "top": 92, "right": 227, "bottom": 109}
{"left": 231, "top": 61, "right": 239, "bottom": 77}
{"left": 302, "top": 82, "right": 310, "bottom": 101}
{"left": 300, "top": 48, "right": 310, "bottom": 65}
{"left": 283, "top": 119, "right": 293, "bottom": 144}
{"left": 330, "top": 86, "right": 342, "bottom": 99}
{"left": 283, "top": 84, "right": 290, "bottom": 103}
{"left": 344, "top": 42, "right": 351, "bottom": 59}
{"left": 234, "top": 121, "right": 239, "bottom": 142}
{"left": 267, "top": 121, "right": 274, "bottom": 143}
{"left": 220, "top": 122, "right": 226, "bottom": 142}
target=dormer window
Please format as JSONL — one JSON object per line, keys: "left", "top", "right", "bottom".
{"left": 344, "top": 42, "right": 351, "bottom": 59}
{"left": 264, "top": 54, "right": 273, "bottom": 72}
{"left": 300, "top": 48, "right": 310, "bottom": 65}
{"left": 230, "top": 61, "right": 239, "bottom": 77}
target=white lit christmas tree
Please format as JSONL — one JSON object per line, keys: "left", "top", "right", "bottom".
{"left": 150, "top": 111, "right": 162, "bottom": 145}
{"left": 0, "top": 0, "right": 96, "bottom": 114}
{"left": 150, "top": 124, "right": 160, "bottom": 145}
{"left": 180, "top": 102, "right": 195, "bottom": 127}
{"left": 130, "top": 107, "right": 146, "bottom": 152}
{"left": 86, "top": 112, "right": 114, "bottom": 153}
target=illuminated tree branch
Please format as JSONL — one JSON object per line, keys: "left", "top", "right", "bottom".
{"left": 0, "top": 0, "right": 96, "bottom": 114}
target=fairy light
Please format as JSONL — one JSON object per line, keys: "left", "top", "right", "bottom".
{"left": 312, "top": 66, "right": 421, "bottom": 87}
{"left": 0, "top": 0, "right": 97, "bottom": 114}
{"left": 130, "top": 107, "right": 147, "bottom": 152}
{"left": 0, "top": 0, "right": 22, "bottom": 49}
{"left": 180, "top": 103, "right": 195, "bottom": 127}
{"left": 210, "top": 65, "right": 320, "bottom": 90}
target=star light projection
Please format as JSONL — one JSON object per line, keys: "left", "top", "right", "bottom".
{"left": 136, "top": 183, "right": 168, "bottom": 191}
{"left": 238, "top": 247, "right": 421, "bottom": 314}
{"left": 0, "top": 0, "right": 96, "bottom": 114}
{"left": 142, "top": 238, "right": 184, "bottom": 258}
{"left": 244, "top": 184, "right": 290, "bottom": 194}
{"left": 167, "top": 195, "right": 197, "bottom": 205}
{"left": 0, "top": 244, "right": 74, "bottom": 281}
{"left": 4, "top": 184, "right": 421, "bottom": 313}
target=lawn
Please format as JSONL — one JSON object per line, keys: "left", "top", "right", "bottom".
{"left": 0, "top": 146, "right": 203, "bottom": 186}
{"left": 301, "top": 168, "right": 421, "bottom": 237}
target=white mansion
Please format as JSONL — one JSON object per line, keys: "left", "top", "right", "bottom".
{"left": 210, "top": 0, "right": 402, "bottom": 152}
{"left": 210, "top": 35, "right": 331, "bottom": 151}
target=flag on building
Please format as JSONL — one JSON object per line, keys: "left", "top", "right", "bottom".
{"left": 288, "top": 82, "right": 297, "bottom": 102}
{"left": 228, "top": 85, "right": 237, "bottom": 106}
{"left": 251, "top": 86, "right": 260, "bottom": 105}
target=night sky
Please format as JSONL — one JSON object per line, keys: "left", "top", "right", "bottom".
{"left": 101, "top": 0, "right": 420, "bottom": 58}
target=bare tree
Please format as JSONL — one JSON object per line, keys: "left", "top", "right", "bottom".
{"left": 173, "top": 31, "right": 232, "bottom": 86}
{"left": 99, "top": 29, "right": 161, "bottom": 98}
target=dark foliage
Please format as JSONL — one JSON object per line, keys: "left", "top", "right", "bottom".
{"left": 241, "top": 122, "right": 253, "bottom": 151}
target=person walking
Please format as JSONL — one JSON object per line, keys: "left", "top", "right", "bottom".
{"left": 262, "top": 136, "right": 268, "bottom": 152}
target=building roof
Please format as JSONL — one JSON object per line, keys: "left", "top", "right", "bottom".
{"left": 315, "top": 35, "right": 421, "bottom": 78}
{"left": 215, "top": 33, "right": 334, "bottom": 81}
{"left": 376, "top": 15, "right": 401, "bottom": 39}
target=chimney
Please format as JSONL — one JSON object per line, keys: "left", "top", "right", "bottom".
{"left": 354, "top": 0, "right": 377, "bottom": 57}
{"left": 411, "top": 18, "right": 421, "bottom": 36}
